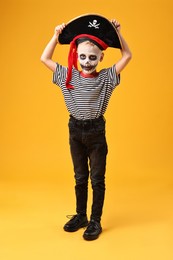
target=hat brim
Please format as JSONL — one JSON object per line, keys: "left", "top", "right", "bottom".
{"left": 58, "top": 13, "right": 122, "bottom": 49}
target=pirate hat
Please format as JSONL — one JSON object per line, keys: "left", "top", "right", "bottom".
{"left": 58, "top": 13, "right": 122, "bottom": 49}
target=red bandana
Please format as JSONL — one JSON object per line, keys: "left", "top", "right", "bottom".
{"left": 66, "top": 34, "right": 108, "bottom": 89}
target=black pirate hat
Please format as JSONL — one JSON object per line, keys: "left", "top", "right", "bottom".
{"left": 58, "top": 13, "right": 122, "bottom": 49}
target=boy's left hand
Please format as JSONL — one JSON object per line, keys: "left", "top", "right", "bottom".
{"left": 111, "top": 19, "right": 121, "bottom": 32}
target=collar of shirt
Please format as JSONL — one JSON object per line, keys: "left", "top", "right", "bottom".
{"left": 80, "top": 71, "right": 99, "bottom": 78}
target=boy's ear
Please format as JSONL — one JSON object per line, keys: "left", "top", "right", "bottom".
{"left": 100, "top": 52, "right": 104, "bottom": 62}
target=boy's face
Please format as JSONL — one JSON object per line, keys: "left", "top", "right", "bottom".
{"left": 77, "top": 41, "right": 104, "bottom": 74}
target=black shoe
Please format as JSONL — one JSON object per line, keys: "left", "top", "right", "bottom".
{"left": 83, "top": 220, "right": 102, "bottom": 240}
{"left": 63, "top": 214, "right": 88, "bottom": 232}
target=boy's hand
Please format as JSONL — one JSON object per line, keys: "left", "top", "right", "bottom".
{"left": 54, "top": 23, "right": 66, "bottom": 39}
{"left": 111, "top": 19, "right": 121, "bottom": 32}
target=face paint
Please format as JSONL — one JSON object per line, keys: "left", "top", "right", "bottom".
{"left": 77, "top": 41, "right": 103, "bottom": 74}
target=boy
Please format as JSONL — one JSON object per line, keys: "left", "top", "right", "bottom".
{"left": 41, "top": 16, "right": 132, "bottom": 240}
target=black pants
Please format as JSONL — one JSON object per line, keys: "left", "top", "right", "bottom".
{"left": 68, "top": 115, "right": 108, "bottom": 222}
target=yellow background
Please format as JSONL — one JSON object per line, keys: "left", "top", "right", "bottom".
{"left": 0, "top": 0, "right": 173, "bottom": 259}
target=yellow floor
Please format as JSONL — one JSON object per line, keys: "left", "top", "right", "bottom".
{"left": 0, "top": 170, "right": 172, "bottom": 260}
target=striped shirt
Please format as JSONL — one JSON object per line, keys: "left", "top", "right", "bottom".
{"left": 53, "top": 63, "right": 120, "bottom": 120}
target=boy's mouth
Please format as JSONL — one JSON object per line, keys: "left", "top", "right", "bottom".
{"left": 80, "top": 64, "right": 96, "bottom": 71}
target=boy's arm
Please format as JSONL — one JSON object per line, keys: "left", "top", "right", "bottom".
{"left": 40, "top": 23, "right": 66, "bottom": 72}
{"left": 112, "top": 20, "right": 132, "bottom": 75}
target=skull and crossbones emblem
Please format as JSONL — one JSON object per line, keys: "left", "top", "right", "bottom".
{"left": 88, "top": 19, "right": 100, "bottom": 29}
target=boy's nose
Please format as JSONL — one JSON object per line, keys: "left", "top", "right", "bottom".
{"left": 85, "top": 59, "right": 90, "bottom": 65}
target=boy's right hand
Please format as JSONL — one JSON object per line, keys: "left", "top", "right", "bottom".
{"left": 54, "top": 23, "right": 66, "bottom": 39}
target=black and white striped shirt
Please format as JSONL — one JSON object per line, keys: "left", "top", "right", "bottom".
{"left": 53, "top": 63, "right": 120, "bottom": 120}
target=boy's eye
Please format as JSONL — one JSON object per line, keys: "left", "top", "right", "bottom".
{"left": 80, "top": 54, "right": 86, "bottom": 60}
{"left": 89, "top": 55, "right": 97, "bottom": 61}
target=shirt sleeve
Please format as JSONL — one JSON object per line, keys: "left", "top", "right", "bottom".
{"left": 52, "top": 63, "right": 68, "bottom": 87}
{"left": 108, "top": 64, "right": 120, "bottom": 89}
